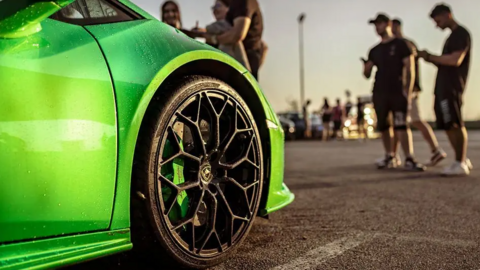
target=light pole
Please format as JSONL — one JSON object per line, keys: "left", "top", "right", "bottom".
{"left": 298, "top": 13, "right": 306, "bottom": 112}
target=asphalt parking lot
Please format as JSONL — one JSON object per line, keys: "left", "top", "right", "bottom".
{"left": 69, "top": 131, "right": 480, "bottom": 270}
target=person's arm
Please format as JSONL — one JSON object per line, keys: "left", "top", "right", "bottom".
{"left": 362, "top": 49, "right": 375, "bottom": 78}
{"left": 421, "top": 50, "right": 468, "bottom": 67}
{"left": 399, "top": 40, "right": 415, "bottom": 96}
{"left": 212, "top": 0, "right": 253, "bottom": 45}
{"left": 259, "top": 41, "right": 268, "bottom": 66}
{"left": 419, "top": 30, "right": 470, "bottom": 67}
{"left": 363, "top": 60, "right": 374, "bottom": 79}
{"left": 403, "top": 55, "right": 415, "bottom": 96}
{"left": 213, "top": 17, "right": 250, "bottom": 45}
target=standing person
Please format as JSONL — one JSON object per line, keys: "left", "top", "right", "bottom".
{"left": 362, "top": 13, "right": 425, "bottom": 171}
{"left": 356, "top": 97, "right": 367, "bottom": 140}
{"left": 378, "top": 18, "right": 447, "bottom": 167}
{"left": 201, "top": 0, "right": 251, "bottom": 70}
{"left": 332, "top": 98, "right": 344, "bottom": 139}
{"left": 321, "top": 98, "right": 332, "bottom": 141}
{"left": 161, "top": 1, "right": 182, "bottom": 29}
{"left": 344, "top": 90, "right": 353, "bottom": 117}
{"left": 302, "top": 100, "right": 312, "bottom": 139}
{"left": 198, "top": 0, "right": 264, "bottom": 80}
{"left": 418, "top": 4, "right": 473, "bottom": 175}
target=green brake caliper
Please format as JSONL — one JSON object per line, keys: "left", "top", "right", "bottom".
{"left": 161, "top": 133, "right": 190, "bottom": 222}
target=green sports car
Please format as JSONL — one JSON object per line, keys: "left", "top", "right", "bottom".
{"left": 0, "top": 0, "right": 294, "bottom": 269}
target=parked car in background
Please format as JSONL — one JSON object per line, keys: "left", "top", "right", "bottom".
{"left": 278, "top": 116, "right": 296, "bottom": 140}
{"left": 278, "top": 112, "right": 323, "bottom": 139}
{"left": 343, "top": 95, "right": 378, "bottom": 138}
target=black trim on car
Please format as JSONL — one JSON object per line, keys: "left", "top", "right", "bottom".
{"left": 50, "top": 0, "right": 142, "bottom": 26}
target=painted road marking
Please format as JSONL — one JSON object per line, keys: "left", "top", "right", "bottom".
{"left": 271, "top": 232, "right": 374, "bottom": 270}
{"left": 270, "top": 231, "right": 476, "bottom": 270}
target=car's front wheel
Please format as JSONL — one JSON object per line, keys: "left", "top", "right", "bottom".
{"left": 132, "top": 76, "right": 264, "bottom": 269}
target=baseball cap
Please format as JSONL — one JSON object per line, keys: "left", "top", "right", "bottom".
{"left": 430, "top": 3, "right": 451, "bottom": 18}
{"left": 368, "top": 13, "right": 390, "bottom": 24}
{"left": 392, "top": 18, "right": 402, "bottom": 25}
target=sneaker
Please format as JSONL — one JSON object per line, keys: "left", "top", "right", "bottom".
{"left": 442, "top": 161, "right": 470, "bottom": 176}
{"left": 405, "top": 158, "right": 426, "bottom": 171}
{"left": 427, "top": 148, "right": 447, "bottom": 166}
{"left": 376, "top": 154, "right": 401, "bottom": 167}
{"left": 466, "top": 158, "right": 473, "bottom": 170}
{"left": 377, "top": 155, "right": 396, "bottom": 169}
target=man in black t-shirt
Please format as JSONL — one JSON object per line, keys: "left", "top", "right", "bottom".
{"left": 418, "top": 4, "right": 473, "bottom": 176}
{"left": 201, "top": 0, "right": 264, "bottom": 80}
{"left": 363, "top": 13, "right": 425, "bottom": 171}
{"left": 388, "top": 18, "right": 446, "bottom": 167}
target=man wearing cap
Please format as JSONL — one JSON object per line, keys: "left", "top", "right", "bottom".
{"left": 418, "top": 4, "right": 473, "bottom": 176}
{"left": 384, "top": 18, "right": 447, "bottom": 167}
{"left": 362, "top": 13, "right": 425, "bottom": 171}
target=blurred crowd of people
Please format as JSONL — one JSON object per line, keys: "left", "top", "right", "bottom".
{"left": 157, "top": 1, "right": 473, "bottom": 176}
{"left": 160, "top": 0, "right": 268, "bottom": 80}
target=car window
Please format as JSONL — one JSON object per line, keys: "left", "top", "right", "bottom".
{"left": 51, "top": 0, "right": 140, "bottom": 25}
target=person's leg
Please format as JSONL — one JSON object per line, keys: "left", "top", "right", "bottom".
{"left": 393, "top": 93, "right": 425, "bottom": 171}
{"left": 373, "top": 92, "right": 395, "bottom": 168}
{"left": 411, "top": 94, "right": 443, "bottom": 152}
{"left": 435, "top": 93, "right": 470, "bottom": 175}
{"left": 322, "top": 123, "right": 329, "bottom": 141}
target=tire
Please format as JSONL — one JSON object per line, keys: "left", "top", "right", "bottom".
{"left": 131, "top": 76, "right": 264, "bottom": 269}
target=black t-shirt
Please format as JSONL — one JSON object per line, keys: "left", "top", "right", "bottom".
{"left": 402, "top": 38, "right": 421, "bottom": 92}
{"left": 345, "top": 101, "right": 353, "bottom": 116}
{"left": 226, "top": 0, "right": 263, "bottom": 51}
{"left": 368, "top": 38, "right": 412, "bottom": 92}
{"left": 434, "top": 25, "right": 471, "bottom": 94}
{"left": 357, "top": 102, "right": 364, "bottom": 118}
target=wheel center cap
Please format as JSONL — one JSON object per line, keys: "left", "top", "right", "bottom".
{"left": 200, "top": 164, "right": 213, "bottom": 184}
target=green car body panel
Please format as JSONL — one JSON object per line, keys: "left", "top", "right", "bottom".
{"left": 0, "top": 0, "right": 294, "bottom": 268}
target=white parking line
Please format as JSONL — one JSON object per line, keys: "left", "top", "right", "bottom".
{"left": 271, "top": 232, "right": 374, "bottom": 270}
{"left": 377, "top": 233, "right": 477, "bottom": 248}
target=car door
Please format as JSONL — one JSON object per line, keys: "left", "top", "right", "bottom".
{"left": 0, "top": 0, "right": 132, "bottom": 243}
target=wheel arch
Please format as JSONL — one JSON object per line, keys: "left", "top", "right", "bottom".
{"left": 151, "top": 59, "right": 274, "bottom": 215}
{"left": 110, "top": 51, "right": 276, "bottom": 230}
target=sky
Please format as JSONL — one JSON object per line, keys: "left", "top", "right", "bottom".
{"left": 131, "top": 0, "right": 480, "bottom": 120}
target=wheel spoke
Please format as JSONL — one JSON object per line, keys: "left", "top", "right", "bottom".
{"left": 160, "top": 152, "right": 181, "bottom": 167}
{"left": 215, "top": 183, "right": 234, "bottom": 216}
{"left": 181, "top": 151, "right": 201, "bottom": 163}
{"left": 172, "top": 218, "right": 192, "bottom": 231}
{"left": 177, "top": 181, "right": 200, "bottom": 191}
{"left": 218, "top": 96, "right": 229, "bottom": 116}
{"left": 219, "top": 135, "right": 255, "bottom": 170}
{"left": 198, "top": 230, "right": 214, "bottom": 254}
{"left": 194, "top": 94, "right": 202, "bottom": 123}
{"left": 176, "top": 112, "right": 207, "bottom": 157}
{"left": 214, "top": 231, "right": 223, "bottom": 252}
{"left": 204, "top": 93, "right": 221, "bottom": 149}
{"left": 165, "top": 193, "right": 178, "bottom": 217}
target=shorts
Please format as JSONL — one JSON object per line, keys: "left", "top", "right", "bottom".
{"left": 333, "top": 120, "right": 342, "bottom": 130}
{"left": 373, "top": 91, "right": 409, "bottom": 131}
{"left": 434, "top": 90, "right": 464, "bottom": 130}
{"left": 322, "top": 115, "right": 331, "bottom": 123}
{"left": 410, "top": 92, "right": 421, "bottom": 122}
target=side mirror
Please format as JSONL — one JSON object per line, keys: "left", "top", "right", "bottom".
{"left": 0, "top": 0, "right": 74, "bottom": 38}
